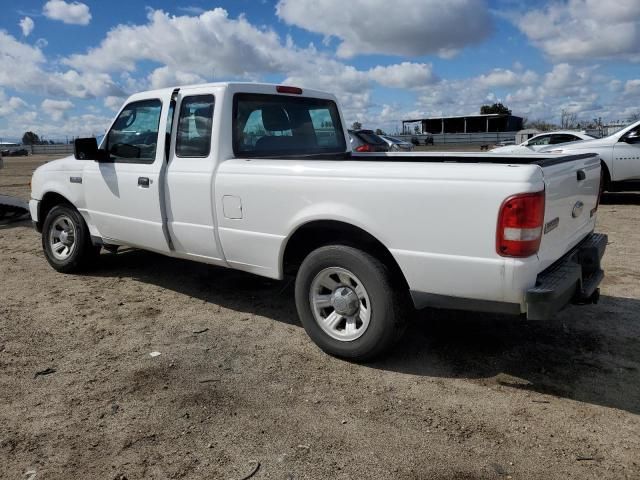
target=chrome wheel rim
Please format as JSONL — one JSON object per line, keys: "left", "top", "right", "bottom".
{"left": 309, "top": 267, "right": 371, "bottom": 342}
{"left": 48, "top": 215, "right": 77, "bottom": 261}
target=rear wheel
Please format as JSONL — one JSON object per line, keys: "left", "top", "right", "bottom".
{"left": 295, "top": 245, "right": 408, "bottom": 361}
{"left": 42, "top": 204, "right": 99, "bottom": 273}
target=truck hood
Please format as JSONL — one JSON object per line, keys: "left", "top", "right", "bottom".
{"left": 539, "top": 137, "right": 612, "bottom": 153}
{"left": 34, "top": 155, "right": 80, "bottom": 172}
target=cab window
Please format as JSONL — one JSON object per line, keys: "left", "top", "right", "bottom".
{"left": 176, "top": 95, "right": 215, "bottom": 157}
{"left": 527, "top": 135, "right": 550, "bottom": 146}
{"left": 550, "top": 134, "right": 579, "bottom": 144}
{"left": 106, "top": 99, "right": 162, "bottom": 163}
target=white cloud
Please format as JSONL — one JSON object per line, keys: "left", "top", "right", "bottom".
{"left": 64, "top": 9, "right": 302, "bottom": 75}
{"left": 19, "top": 17, "right": 35, "bottom": 37}
{"left": 276, "top": 0, "right": 492, "bottom": 58}
{"left": 104, "top": 96, "right": 125, "bottom": 111}
{"left": 43, "top": 0, "right": 92, "bottom": 26}
{"left": 0, "top": 89, "right": 28, "bottom": 116}
{"left": 512, "top": 0, "right": 640, "bottom": 62}
{"left": 41, "top": 98, "right": 74, "bottom": 121}
{"left": 148, "top": 66, "right": 205, "bottom": 90}
{"left": 475, "top": 68, "right": 538, "bottom": 89}
{"left": 624, "top": 79, "right": 640, "bottom": 96}
{"left": 0, "top": 31, "right": 123, "bottom": 99}
{"left": 367, "top": 63, "right": 438, "bottom": 89}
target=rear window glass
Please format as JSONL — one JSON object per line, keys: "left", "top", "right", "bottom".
{"left": 233, "top": 93, "right": 346, "bottom": 157}
{"left": 356, "top": 132, "right": 386, "bottom": 145}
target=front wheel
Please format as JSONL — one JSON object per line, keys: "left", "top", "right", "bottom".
{"left": 295, "top": 245, "right": 408, "bottom": 361}
{"left": 42, "top": 204, "right": 99, "bottom": 273}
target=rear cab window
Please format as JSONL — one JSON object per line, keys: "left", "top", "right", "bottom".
{"left": 233, "top": 93, "right": 346, "bottom": 157}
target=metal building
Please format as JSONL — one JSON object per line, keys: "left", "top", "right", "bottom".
{"left": 402, "top": 113, "right": 524, "bottom": 135}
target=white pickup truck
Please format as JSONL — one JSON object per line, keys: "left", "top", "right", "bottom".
{"left": 30, "top": 82, "right": 607, "bottom": 360}
{"left": 539, "top": 120, "right": 640, "bottom": 192}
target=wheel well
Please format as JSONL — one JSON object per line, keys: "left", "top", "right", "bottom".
{"left": 600, "top": 160, "right": 611, "bottom": 190}
{"left": 282, "top": 220, "right": 409, "bottom": 290}
{"left": 39, "top": 192, "right": 72, "bottom": 227}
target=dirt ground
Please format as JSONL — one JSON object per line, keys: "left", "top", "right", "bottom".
{"left": 1, "top": 155, "right": 639, "bottom": 480}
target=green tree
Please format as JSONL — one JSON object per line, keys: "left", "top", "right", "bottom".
{"left": 480, "top": 103, "right": 512, "bottom": 115}
{"left": 351, "top": 121, "right": 362, "bottom": 130}
{"left": 22, "top": 131, "right": 40, "bottom": 145}
{"left": 375, "top": 128, "right": 385, "bottom": 135}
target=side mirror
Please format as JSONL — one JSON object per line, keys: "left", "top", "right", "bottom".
{"left": 74, "top": 137, "right": 108, "bottom": 161}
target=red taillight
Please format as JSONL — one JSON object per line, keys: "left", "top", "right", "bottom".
{"left": 276, "top": 85, "right": 303, "bottom": 95}
{"left": 496, "top": 191, "right": 545, "bottom": 257}
{"left": 355, "top": 144, "right": 371, "bottom": 152}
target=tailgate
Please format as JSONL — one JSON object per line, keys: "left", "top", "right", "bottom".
{"left": 537, "top": 153, "right": 601, "bottom": 271}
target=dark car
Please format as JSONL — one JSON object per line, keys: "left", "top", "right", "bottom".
{"left": 348, "top": 129, "right": 389, "bottom": 152}
{"left": 2, "top": 148, "right": 29, "bottom": 156}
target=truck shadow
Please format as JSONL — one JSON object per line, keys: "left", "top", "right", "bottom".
{"left": 93, "top": 249, "right": 640, "bottom": 415}
{"left": 375, "top": 302, "right": 640, "bottom": 415}
{"left": 601, "top": 192, "right": 640, "bottom": 205}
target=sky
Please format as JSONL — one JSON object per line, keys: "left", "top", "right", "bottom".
{"left": 0, "top": 0, "right": 639, "bottom": 142}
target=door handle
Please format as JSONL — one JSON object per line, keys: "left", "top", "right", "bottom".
{"left": 576, "top": 170, "right": 586, "bottom": 181}
{"left": 138, "top": 177, "right": 150, "bottom": 187}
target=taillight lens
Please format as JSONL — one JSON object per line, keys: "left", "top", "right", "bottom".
{"left": 355, "top": 144, "right": 371, "bottom": 152}
{"left": 496, "top": 191, "right": 545, "bottom": 257}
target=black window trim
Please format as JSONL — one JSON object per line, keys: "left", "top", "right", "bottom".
{"left": 175, "top": 94, "right": 216, "bottom": 159}
{"left": 232, "top": 92, "right": 347, "bottom": 159}
{"left": 104, "top": 98, "right": 164, "bottom": 165}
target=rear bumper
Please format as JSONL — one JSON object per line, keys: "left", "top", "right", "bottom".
{"left": 525, "top": 232, "right": 607, "bottom": 320}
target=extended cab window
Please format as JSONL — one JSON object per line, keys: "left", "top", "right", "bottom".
{"left": 233, "top": 93, "right": 346, "bottom": 157}
{"left": 176, "top": 95, "right": 215, "bottom": 157}
{"left": 106, "top": 99, "right": 162, "bottom": 163}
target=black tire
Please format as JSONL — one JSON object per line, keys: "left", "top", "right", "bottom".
{"left": 295, "top": 245, "right": 409, "bottom": 361}
{"left": 42, "top": 204, "right": 99, "bottom": 273}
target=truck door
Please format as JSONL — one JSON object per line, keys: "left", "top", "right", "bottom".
{"left": 612, "top": 124, "right": 640, "bottom": 181}
{"left": 82, "top": 93, "right": 173, "bottom": 252}
{"left": 164, "top": 88, "right": 224, "bottom": 262}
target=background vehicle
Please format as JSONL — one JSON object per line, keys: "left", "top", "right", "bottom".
{"left": 1, "top": 148, "right": 29, "bottom": 157}
{"left": 491, "top": 131, "right": 594, "bottom": 154}
{"left": 29, "top": 82, "right": 606, "bottom": 360}
{"left": 380, "top": 135, "right": 414, "bottom": 152}
{"left": 539, "top": 120, "right": 640, "bottom": 191}
{"left": 348, "top": 129, "right": 389, "bottom": 152}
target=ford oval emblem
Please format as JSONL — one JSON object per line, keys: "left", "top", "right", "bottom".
{"left": 572, "top": 201, "right": 584, "bottom": 218}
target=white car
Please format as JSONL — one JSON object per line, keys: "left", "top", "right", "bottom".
{"left": 539, "top": 120, "right": 640, "bottom": 191}
{"left": 491, "top": 131, "right": 595, "bottom": 154}
{"left": 380, "top": 135, "right": 414, "bottom": 152}
{"left": 29, "top": 82, "right": 606, "bottom": 360}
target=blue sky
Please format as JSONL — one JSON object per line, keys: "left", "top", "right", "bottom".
{"left": 1, "top": 0, "right": 639, "bottom": 142}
